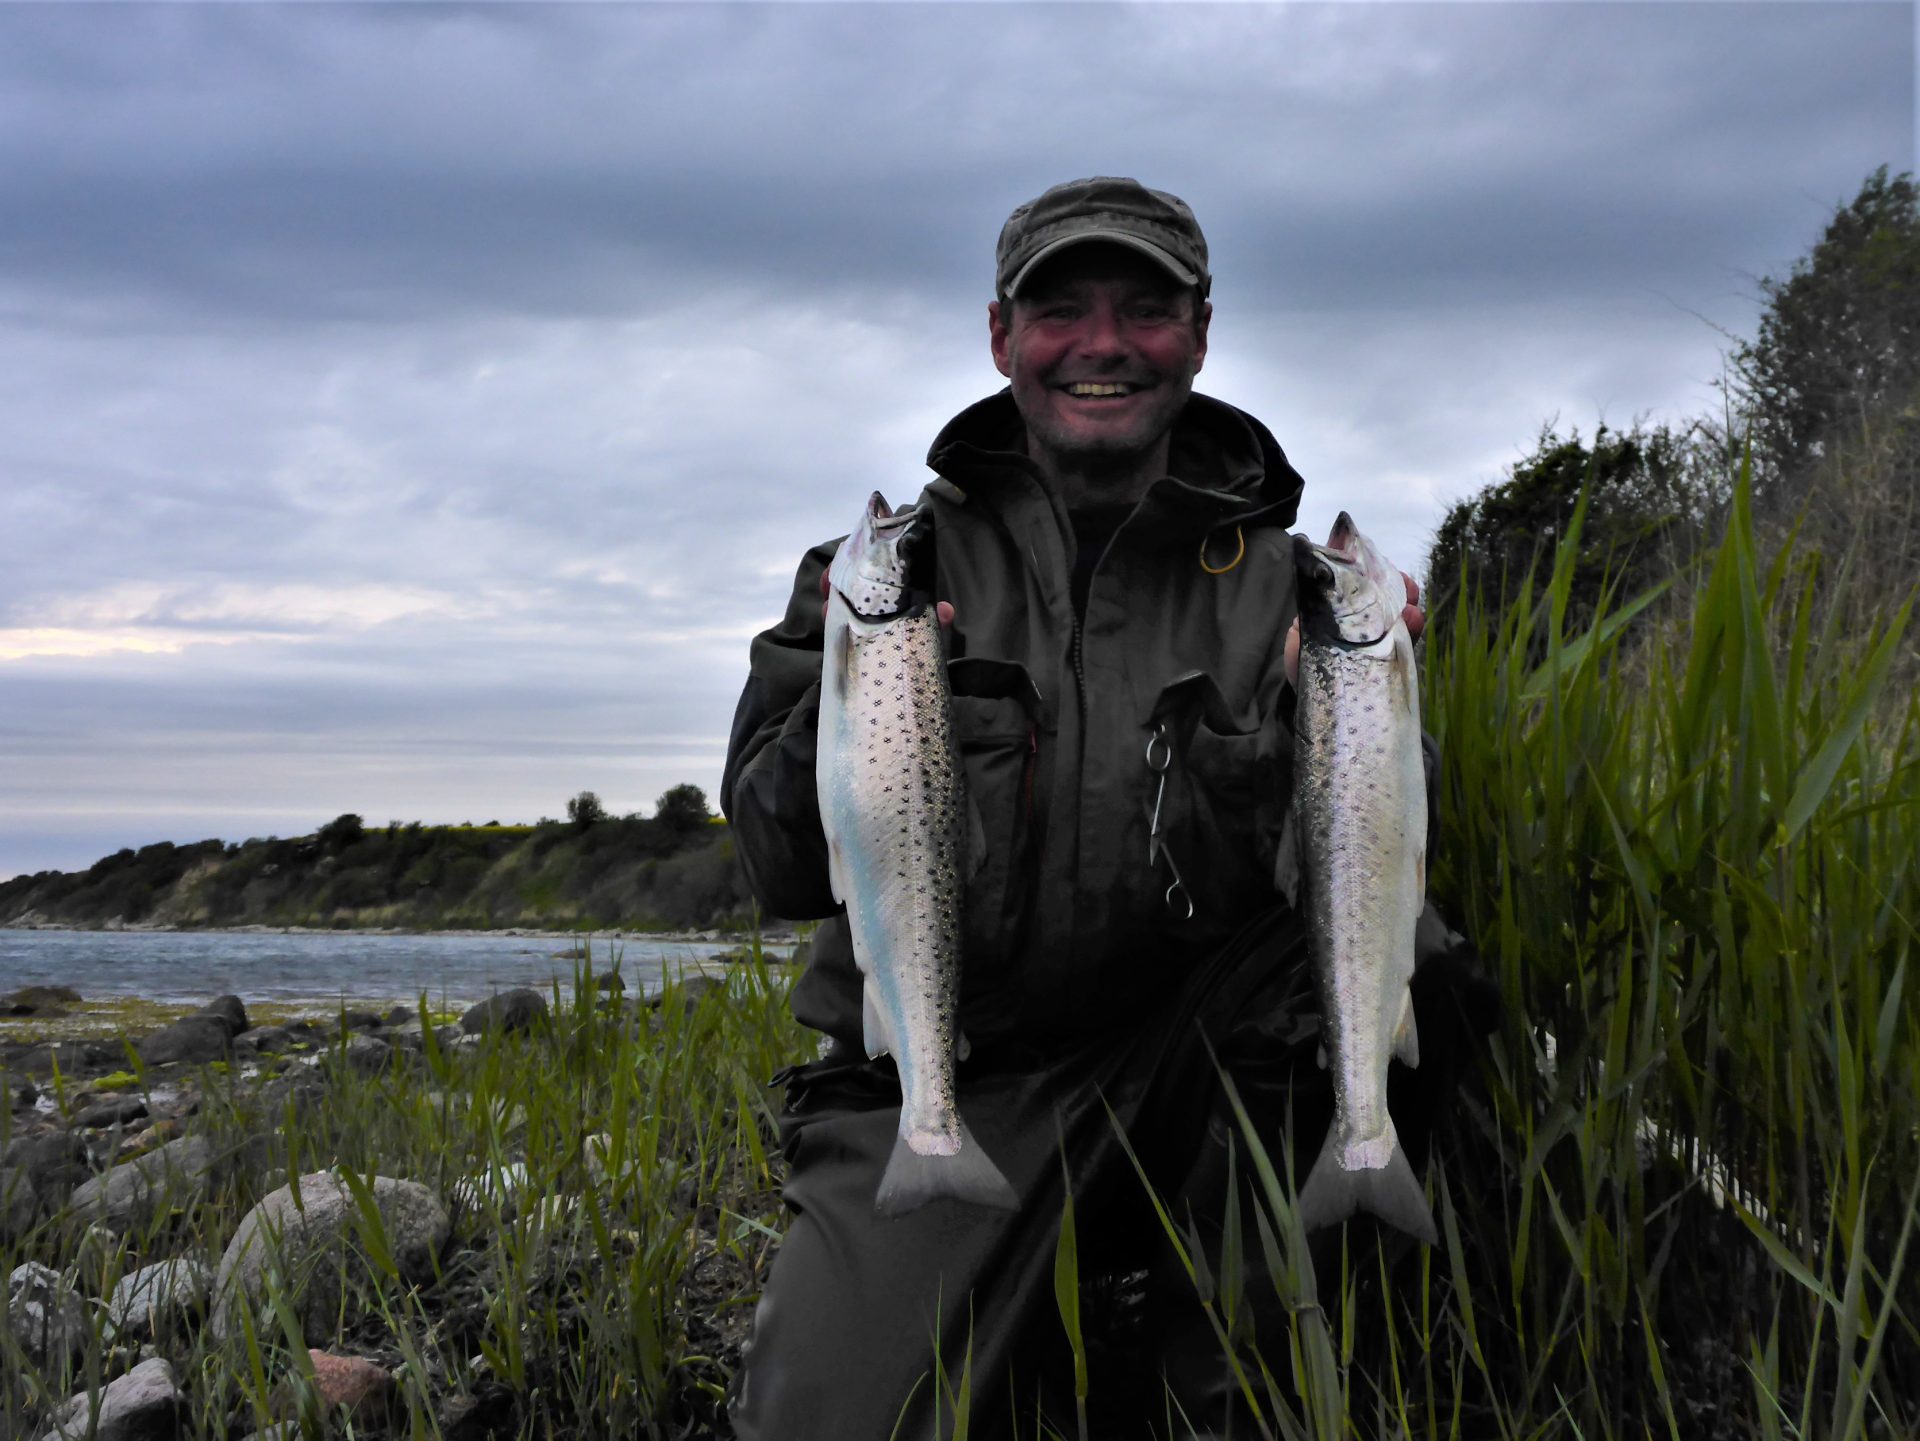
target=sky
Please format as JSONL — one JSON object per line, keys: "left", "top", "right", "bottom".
{"left": 1, "top": 1, "right": 1913, "bottom": 881}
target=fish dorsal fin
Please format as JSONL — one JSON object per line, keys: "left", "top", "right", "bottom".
{"left": 862, "top": 981, "right": 893, "bottom": 1061}
{"left": 1393, "top": 989, "right": 1420, "bottom": 1068}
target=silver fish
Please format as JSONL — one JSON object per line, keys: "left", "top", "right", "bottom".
{"left": 818, "top": 491, "right": 1017, "bottom": 1217}
{"left": 1286, "top": 512, "right": 1437, "bottom": 1245}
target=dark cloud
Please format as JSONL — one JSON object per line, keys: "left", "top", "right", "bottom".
{"left": 0, "top": 2, "right": 1910, "bottom": 874}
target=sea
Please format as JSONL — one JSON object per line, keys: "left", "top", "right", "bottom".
{"left": 0, "top": 928, "right": 778, "bottom": 1011}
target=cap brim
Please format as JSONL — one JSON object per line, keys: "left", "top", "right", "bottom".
{"left": 1006, "top": 230, "right": 1198, "bottom": 296}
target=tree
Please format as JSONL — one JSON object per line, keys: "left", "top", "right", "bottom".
{"left": 1732, "top": 167, "right": 1920, "bottom": 496}
{"left": 1425, "top": 421, "right": 1708, "bottom": 641}
{"left": 654, "top": 783, "right": 712, "bottom": 833}
{"left": 318, "top": 813, "right": 366, "bottom": 854}
{"left": 566, "top": 791, "right": 608, "bottom": 828}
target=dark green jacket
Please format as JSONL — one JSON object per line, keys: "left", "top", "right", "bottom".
{"left": 722, "top": 389, "right": 1309, "bottom": 1052}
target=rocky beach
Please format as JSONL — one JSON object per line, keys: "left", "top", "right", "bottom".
{"left": 2, "top": 956, "right": 810, "bottom": 1439}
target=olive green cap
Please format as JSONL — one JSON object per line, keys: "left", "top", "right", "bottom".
{"left": 996, "top": 176, "right": 1210, "bottom": 300}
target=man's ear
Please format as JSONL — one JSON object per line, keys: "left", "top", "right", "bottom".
{"left": 1193, "top": 298, "right": 1212, "bottom": 373}
{"left": 989, "top": 299, "right": 1013, "bottom": 378}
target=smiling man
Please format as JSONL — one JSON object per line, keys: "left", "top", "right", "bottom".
{"left": 721, "top": 177, "right": 1494, "bottom": 1440}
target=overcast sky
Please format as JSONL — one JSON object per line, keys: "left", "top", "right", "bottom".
{"left": 1, "top": 1, "right": 1912, "bottom": 881}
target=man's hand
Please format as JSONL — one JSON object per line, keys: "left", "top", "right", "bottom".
{"left": 1284, "top": 572, "right": 1423, "bottom": 688}
{"left": 820, "top": 570, "right": 954, "bottom": 629}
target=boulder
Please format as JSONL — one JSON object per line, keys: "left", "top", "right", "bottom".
{"left": 76, "top": 1096, "right": 150, "bottom": 1130}
{"left": 17, "top": 1040, "right": 116, "bottom": 1077}
{"left": 4, "top": 984, "right": 82, "bottom": 1014}
{"left": 104, "top": 1257, "right": 214, "bottom": 1340}
{"left": 8, "top": 1261, "right": 87, "bottom": 1373}
{"left": 69, "top": 1135, "right": 214, "bottom": 1233}
{"left": 37, "top": 1355, "right": 185, "bottom": 1441}
{"left": 134, "top": 1017, "right": 230, "bottom": 1068}
{"left": 233, "top": 1025, "right": 297, "bottom": 1058}
{"left": 340, "top": 1035, "right": 392, "bottom": 1075}
{"left": 382, "top": 1005, "right": 415, "bottom": 1027}
{"left": 211, "top": 1171, "right": 450, "bottom": 1345}
{"left": 4, "top": 1132, "right": 93, "bottom": 1201}
{"left": 459, "top": 989, "right": 547, "bottom": 1035}
{"left": 2, "top": 1162, "right": 39, "bottom": 1238}
{"left": 193, "top": 995, "right": 250, "bottom": 1037}
{"left": 338, "top": 1009, "right": 386, "bottom": 1033}
{"left": 270, "top": 1350, "right": 397, "bottom": 1425}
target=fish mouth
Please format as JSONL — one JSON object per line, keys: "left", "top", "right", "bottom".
{"left": 866, "top": 490, "right": 919, "bottom": 536}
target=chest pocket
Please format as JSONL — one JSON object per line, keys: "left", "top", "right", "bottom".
{"left": 947, "top": 659, "right": 1046, "bottom": 1007}
{"left": 1146, "top": 671, "right": 1283, "bottom": 932}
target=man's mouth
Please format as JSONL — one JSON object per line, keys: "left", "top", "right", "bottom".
{"left": 1060, "top": 381, "right": 1144, "bottom": 398}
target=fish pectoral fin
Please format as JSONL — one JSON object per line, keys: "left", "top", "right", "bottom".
{"left": 825, "top": 834, "right": 850, "bottom": 907}
{"left": 861, "top": 982, "right": 894, "bottom": 1060}
{"left": 1393, "top": 989, "right": 1420, "bottom": 1068}
{"left": 1274, "top": 803, "right": 1302, "bottom": 908}
{"left": 955, "top": 1029, "right": 972, "bottom": 1063}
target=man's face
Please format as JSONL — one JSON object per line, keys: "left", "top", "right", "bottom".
{"left": 989, "top": 244, "right": 1210, "bottom": 470}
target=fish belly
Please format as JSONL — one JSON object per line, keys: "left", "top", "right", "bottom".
{"left": 1294, "top": 631, "right": 1435, "bottom": 1243}
{"left": 818, "top": 602, "right": 1016, "bottom": 1214}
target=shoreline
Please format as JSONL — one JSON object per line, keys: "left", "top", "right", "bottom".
{"left": 0, "top": 920, "right": 801, "bottom": 944}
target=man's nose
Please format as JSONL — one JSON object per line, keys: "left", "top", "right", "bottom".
{"left": 1074, "top": 302, "right": 1127, "bottom": 358}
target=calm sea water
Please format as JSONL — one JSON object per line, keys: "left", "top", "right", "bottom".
{"left": 0, "top": 929, "right": 773, "bottom": 1008}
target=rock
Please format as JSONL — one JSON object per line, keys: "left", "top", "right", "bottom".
{"left": 449, "top": 1162, "right": 529, "bottom": 1219}
{"left": 193, "top": 995, "right": 250, "bottom": 1037}
{"left": 37, "top": 1355, "right": 184, "bottom": 1441}
{"left": 382, "top": 1005, "right": 414, "bottom": 1027}
{"left": 340, "top": 1035, "right": 392, "bottom": 1075}
{"left": 2, "top": 1162, "right": 39, "bottom": 1238}
{"left": 104, "top": 1257, "right": 214, "bottom": 1340}
{"left": 594, "top": 972, "right": 626, "bottom": 993}
{"left": 118, "top": 1119, "right": 182, "bottom": 1160}
{"left": 650, "top": 974, "right": 725, "bottom": 1011}
{"left": 17, "top": 1040, "right": 117, "bottom": 1077}
{"left": 212, "top": 1171, "right": 450, "bottom": 1345}
{"left": 459, "top": 989, "right": 547, "bottom": 1035}
{"left": 134, "top": 1016, "right": 230, "bottom": 1068}
{"left": 5, "top": 1132, "right": 91, "bottom": 1202}
{"left": 8, "top": 1261, "right": 87, "bottom": 1373}
{"left": 270, "top": 1350, "right": 397, "bottom": 1424}
{"left": 69, "top": 1135, "right": 215, "bottom": 1233}
{"left": 233, "top": 1025, "right": 296, "bottom": 1057}
{"left": 338, "top": 1009, "right": 386, "bottom": 1032}
{"left": 3, "top": 984, "right": 82, "bottom": 1015}
{"left": 76, "top": 1096, "right": 150, "bottom": 1130}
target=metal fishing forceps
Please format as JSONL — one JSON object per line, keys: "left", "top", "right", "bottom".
{"left": 1145, "top": 722, "right": 1195, "bottom": 922}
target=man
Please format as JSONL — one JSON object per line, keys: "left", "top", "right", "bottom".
{"left": 722, "top": 177, "right": 1492, "bottom": 1439}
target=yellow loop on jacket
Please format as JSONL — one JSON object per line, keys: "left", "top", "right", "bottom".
{"left": 1199, "top": 525, "right": 1245, "bottom": 575}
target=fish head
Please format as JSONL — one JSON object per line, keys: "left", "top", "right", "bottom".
{"left": 1294, "top": 512, "right": 1400, "bottom": 647}
{"left": 828, "top": 491, "right": 922, "bottom": 619}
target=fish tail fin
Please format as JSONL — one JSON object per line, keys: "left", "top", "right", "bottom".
{"left": 1296, "top": 1122, "right": 1437, "bottom": 1246}
{"left": 875, "top": 1121, "right": 1019, "bottom": 1218}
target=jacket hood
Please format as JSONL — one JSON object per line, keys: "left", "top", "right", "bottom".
{"left": 925, "top": 388, "right": 1305, "bottom": 531}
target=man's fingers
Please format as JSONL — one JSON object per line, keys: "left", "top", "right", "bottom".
{"left": 1401, "top": 570, "right": 1425, "bottom": 642}
{"left": 937, "top": 600, "right": 955, "bottom": 630}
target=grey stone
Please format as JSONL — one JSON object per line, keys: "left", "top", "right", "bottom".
{"left": 3, "top": 1132, "right": 92, "bottom": 1200}
{"left": 459, "top": 988, "right": 547, "bottom": 1035}
{"left": 3, "top": 984, "right": 81, "bottom": 1015}
{"left": 340, "top": 1035, "right": 393, "bottom": 1075}
{"left": 69, "top": 1135, "right": 214, "bottom": 1233}
{"left": 16, "top": 1040, "right": 116, "bottom": 1077}
{"left": 76, "top": 1096, "right": 150, "bottom": 1130}
{"left": 338, "top": 1009, "right": 386, "bottom": 1032}
{"left": 192, "top": 995, "right": 250, "bottom": 1037}
{"left": 383, "top": 1004, "right": 415, "bottom": 1027}
{"left": 38, "top": 1355, "right": 184, "bottom": 1441}
{"left": 104, "top": 1257, "right": 214, "bottom": 1340}
{"left": 232, "top": 1025, "right": 293, "bottom": 1057}
{"left": 134, "top": 1017, "right": 230, "bottom": 1068}
{"left": 8, "top": 1261, "right": 87, "bottom": 1373}
{"left": 2, "top": 1162, "right": 39, "bottom": 1238}
{"left": 211, "top": 1171, "right": 450, "bottom": 1345}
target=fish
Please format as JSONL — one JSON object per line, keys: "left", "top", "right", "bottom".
{"left": 817, "top": 490, "right": 1018, "bottom": 1217}
{"left": 1284, "top": 511, "right": 1438, "bottom": 1245}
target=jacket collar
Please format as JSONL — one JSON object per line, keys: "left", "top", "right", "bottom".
{"left": 924, "top": 388, "right": 1305, "bottom": 531}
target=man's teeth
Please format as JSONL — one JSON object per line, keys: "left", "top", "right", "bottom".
{"left": 1065, "top": 383, "right": 1134, "bottom": 397}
